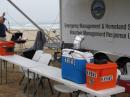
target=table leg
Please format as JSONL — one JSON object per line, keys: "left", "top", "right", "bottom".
{"left": 5, "top": 61, "right": 7, "bottom": 84}
{"left": 13, "top": 64, "right": 15, "bottom": 71}
{"left": 27, "top": 69, "right": 29, "bottom": 97}
{"left": 36, "top": 74, "right": 40, "bottom": 97}
{"left": 0, "top": 60, "right": 2, "bottom": 84}
{"left": 33, "top": 74, "right": 39, "bottom": 97}
{"left": 33, "top": 72, "right": 36, "bottom": 97}
{"left": 43, "top": 78, "right": 45, "bottom": 97}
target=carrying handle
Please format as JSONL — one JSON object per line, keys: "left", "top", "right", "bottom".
{"left": 67, "top": 50, "right": 86, "bottom": 59}
{"left": 63, "top": 49, "right": 88, "bottom": 65}
{"left": 2, "top": 46, "right": 7, "bottom": 48}
{"left": 72, "top": 51, "right": 86, "bottom": 59}
{"left": 68, "top": 51, "right": 75, "bottom": 66}
{"left": 69, "top": 50, "right": 86, "bottom": 66}
{"left": 64, "top": 50, "right": 86, "bottom": 63}
{"left": 69, "top": 51, "right": 74, "bottom": 55}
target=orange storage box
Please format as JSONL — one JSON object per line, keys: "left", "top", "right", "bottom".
{"left": 86, "top": 62, "right": 117, "bottom": 90}
{"left": 0, "top": 41, "right": 15, "bottom": 56}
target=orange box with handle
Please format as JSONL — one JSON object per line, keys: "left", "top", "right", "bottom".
{"left": 86, "top": 62, "right": 117, "bottom": 90}
{"left": 0, "top": 41, "right": 15, "bottom": 56}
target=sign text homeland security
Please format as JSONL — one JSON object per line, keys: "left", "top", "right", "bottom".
{"left": 65, "top": 23, "right": 129, "bottom": 30}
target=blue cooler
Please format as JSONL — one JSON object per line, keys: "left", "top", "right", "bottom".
{"left": 62, "top": 49, "right": 93, "bottom": 84}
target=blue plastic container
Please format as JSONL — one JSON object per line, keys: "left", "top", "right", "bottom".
{"left": 61, "top": 49, "right": 93, "bottom": 84}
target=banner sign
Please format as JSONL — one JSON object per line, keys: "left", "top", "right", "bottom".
{"left": 61, "top": 0, "right": 130, "bottom": 56}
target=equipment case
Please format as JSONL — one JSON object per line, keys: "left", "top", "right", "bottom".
{"left": 62, "top": 49, "right": 93, "bottom": 84}
{"left": 0, "top": 41, "right": 15, "bottom": 56}
{"left": 86, "top": 62, "right": 117, "bottom": 90}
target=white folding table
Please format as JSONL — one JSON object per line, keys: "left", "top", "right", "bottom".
{"left": 0, "top": 55, "right": 125, "bottom": 97}
{"left": 0, "top": 54, "right": 45, "bottom": 97}
{"left": 29, "top": 65, "right": 125, "bottom": 97}
{"left": 0, "top": 55, "right": 43, "bottom": 84}
{"left": 0, "top": 55, "right": 42, "bottom": 68}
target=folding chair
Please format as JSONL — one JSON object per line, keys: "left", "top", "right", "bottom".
{"left": 21, "top": 53, "right": 53, "bottom": 97}
{"left": 19, "top": 50, "right": 43, "bottom": 86}
{"left": 33, "top": 53, "right": 53, "bottom": 97}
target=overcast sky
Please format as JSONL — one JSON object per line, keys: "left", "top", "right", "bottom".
{"left": 0, "top": 0, "right": 59, "bottom": 26}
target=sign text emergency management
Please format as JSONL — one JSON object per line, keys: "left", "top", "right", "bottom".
{"left": 64, "top": 23, "right": 130, "bottom": 39}
{"left": 64, "top": 23, "right": 130, "bottom": 30}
